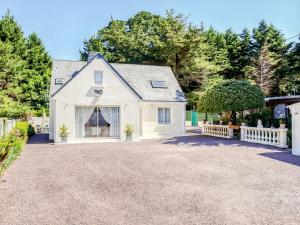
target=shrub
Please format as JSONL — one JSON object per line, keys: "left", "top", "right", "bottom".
{"left": 0, "top": 95, "right": 33, "bottom": 119}
{"left": 198, "top": 80, "right": 265, "bottom": 113}
{"left": 244, "top": 108, "right": 272, "bottom": 127}
{"left": 28, "top": 124, "right": 35, "bottom": 137}
{"left": 15, "top": 121, "right": 29, "bottom": 138}
{"left": 236, "top": 117, "right": 247, "bottom": 125}
{"left": 0, "top": 132, "right": 24, "bottom": 174}
{"left": 0, "top": 121, "right": 32, "bottom": 175}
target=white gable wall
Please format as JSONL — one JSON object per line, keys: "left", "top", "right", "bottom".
{"left": 49, "top": 98, "right": 55, "bottom": 140}
{"left": 51, "top": 57, "right": 140, "bottom": 143}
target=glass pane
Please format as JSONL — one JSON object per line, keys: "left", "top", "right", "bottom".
{"left": 165, "top": 108, "right": 170, "bottom": 124}
{"left": 158, "top": 108, "right": 163, "bottom": 124}
{"left": 94, "top": 71, "right": 103, "bottom": 84}
{"left": 75, "top": 107, "right": 97, "bottom": 138}
{"left": 84, "top": 108, "right": 98, "bottom": 137}
{"left": 98, "top": 107, "right": 120, "bottom": 137}
{"left": 76, "top": 106, "right": 119, "bottom": 138}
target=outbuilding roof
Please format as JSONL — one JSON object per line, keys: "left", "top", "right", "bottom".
{"left": 50, "top": 54, "right": 186, "bottom": 102}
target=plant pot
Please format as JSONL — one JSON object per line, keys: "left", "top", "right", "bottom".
{"left": 280, "top": 124, "right": 286, "bottom": 128}
{"left": 61, "top": 136, "right": 68, "bottom": 143}
{"left": 126, "top": 134, "right": 132, "bottom": 141}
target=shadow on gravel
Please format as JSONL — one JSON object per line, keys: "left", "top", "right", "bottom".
{"left": 162, "top": 134, "right": 300, "bottom": 166}
{"left": 27, "top": 134, "right": 53, "bottom": 145}
{"left": 162, "top": 135, "right": 282, "bottom": 150}
{"left": 259, "top": 152, "right": 300, "bottom": 167}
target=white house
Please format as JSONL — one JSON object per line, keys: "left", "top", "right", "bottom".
{"left": 49, "top": 52, "right": 186, "bottom": 143}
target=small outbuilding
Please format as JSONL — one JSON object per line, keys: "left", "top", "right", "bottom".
{"left": 265, "top": 95, "right": 300, "bottom": 120}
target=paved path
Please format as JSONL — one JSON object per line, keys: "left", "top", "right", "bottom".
{"left": 0, "top": 134, "right": 300, "bottom": 225}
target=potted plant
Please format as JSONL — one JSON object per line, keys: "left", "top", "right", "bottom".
{"left": 124, "top": 124, "right": 134, "bottom": 141}
{"left": 279, "top": 119, "right": 286, "bottom": 128}
{"left": 59, "top": 124, "right": 69, "bottom": 143}
{"left": 239, "top": 118, "right": 247, "bottom": 126}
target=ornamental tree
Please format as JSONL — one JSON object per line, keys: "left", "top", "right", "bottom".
{"left": 197, "top": 80, "right": 265, "bottom": 123}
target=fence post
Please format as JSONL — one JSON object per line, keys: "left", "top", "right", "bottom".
{"left": 3, "top": 119, "right": 7, "bottom": 136}
{"left": 228, "top": 127, "right": 234, "bottom": 138}
{"left": 240, "top": 126, "right": 245, "bottom": 141}
{"left": 278, "top": 128, "right": 288, "bottom": 148}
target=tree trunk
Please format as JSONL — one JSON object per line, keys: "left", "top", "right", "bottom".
{"left": 230, "top": 111, "right": 237, "bottom": 125}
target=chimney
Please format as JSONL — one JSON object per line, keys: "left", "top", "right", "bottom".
{"left": 87, "top": 52, "right": 98, "bottom": 62}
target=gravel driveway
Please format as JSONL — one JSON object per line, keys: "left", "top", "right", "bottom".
{"left": 0, "top": 134, "right": 300, "bottom": 225}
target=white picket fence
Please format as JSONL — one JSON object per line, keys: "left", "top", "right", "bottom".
{"left": 202, "top": 124, "right": 233, "bottom": 139}
{"left": 240, "top": 126, "right": 288, "bottom": 148}
{"left": 0, "top": 118, "right": 17, "bottom": 138}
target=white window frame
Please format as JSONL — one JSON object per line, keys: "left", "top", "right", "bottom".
{"left": 158, "top": 107, "right": 171, "bottom": 125}
{"left": 94, "top": 71, "right": 103, "bottom": 85}
{"left": 55, "top": 78, "right": 64, "bottom": 85}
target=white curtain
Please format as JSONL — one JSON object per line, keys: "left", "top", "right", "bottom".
{"left": 99, "top": 107, "right": 120, "bottom": 137}
{"left": 158, "top": 108, "right": 164, "bottom": 124}
{"left": 165, "top": 108, "right": 170, "bottom": 124}
{"left": 75, "top": 107, "right": 95, "bottom": 138}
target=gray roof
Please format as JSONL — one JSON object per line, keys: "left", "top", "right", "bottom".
{"left": 50, "top": 56, "right": 186, "bottom": 102}
{"left": 50, "top": 60, "right": 86, "bottom": 96}
{"left": 265, "top": 95, "right": 300, "bottom": 101}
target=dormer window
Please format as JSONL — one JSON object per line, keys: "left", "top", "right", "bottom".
{"left": 55, "top": 78, "right": 64, "bottom": 85}
{"left": 94, "top": 71, "right": 103, "bottom": 85}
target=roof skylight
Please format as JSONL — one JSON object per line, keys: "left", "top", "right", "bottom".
{"left": 150, "top": 80, "right": 167, "bottom": 88}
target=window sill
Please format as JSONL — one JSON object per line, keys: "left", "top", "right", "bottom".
{"left": 157, "top": 123, "right": 172, "bottom": 127}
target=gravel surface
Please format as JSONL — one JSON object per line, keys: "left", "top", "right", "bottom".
{"left": 0, "top": 133, "right": 300, "bottom": 225}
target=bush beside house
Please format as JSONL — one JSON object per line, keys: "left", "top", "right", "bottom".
{"left": 0, "top": 121, "right": 34, "bottom": 175}
{"left": 198, "top": 80, "right": 265, "bottom": 124}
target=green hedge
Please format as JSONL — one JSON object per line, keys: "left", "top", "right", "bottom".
{"left": 0, "top": 121, "right": 34, "bottom": 175}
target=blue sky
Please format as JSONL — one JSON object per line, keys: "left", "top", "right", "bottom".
{"left": 0, "top": 0, "right": 299, "bottom": 60}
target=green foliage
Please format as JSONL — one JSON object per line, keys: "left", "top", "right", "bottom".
{"left": 27, "top": 123, "right": 35, "bottom": 137}
{"left": 80, "top": 12, "right": 296, "bottom": 96}
{"left": 245, "top": 43, "right": 280, "bottom": 96}
{"left": 0, "top": 94, "right": 33, "bottom": 119}
{"left": 22, "top": 33, "right": 52, "bottom": 111}
{"left": 244, "top": 108, "right": 272, "bottom": 127}
{"left": 0, "top": 134, "right": 24, "bottom": 175}
{"left": 0, "top": 120, "right": 31, "bottom": 175}
{"left": 59, "top": 124, "right": 69, "bottom": 137}
{"left": 186, "top": 92, "right": 201, "bottom": 110}
{"left": 1, "top": 9, "right": 297, "bottom": 118}
{"left": 220, "top": 115, "right": 229, "bottom": 125}
{"left": 14, "top": 121, "right": 34, "bottom": 138}
{"left": 0, "top": 10, "right": 52, "bottom": 116}
{"left": 197, "top": 80, "right": 265, "bottom": 113}
{"left": 81, "top": 11, "right": 230, "bottom": 92}
{"left": 124, "top": 124, "right": 134, "bottom": 136}
{"left": 279, "top": 37, "right": 300, "bottom": 95}
{"left": 245, "top": 112, "right": 261, "bottom": 127}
